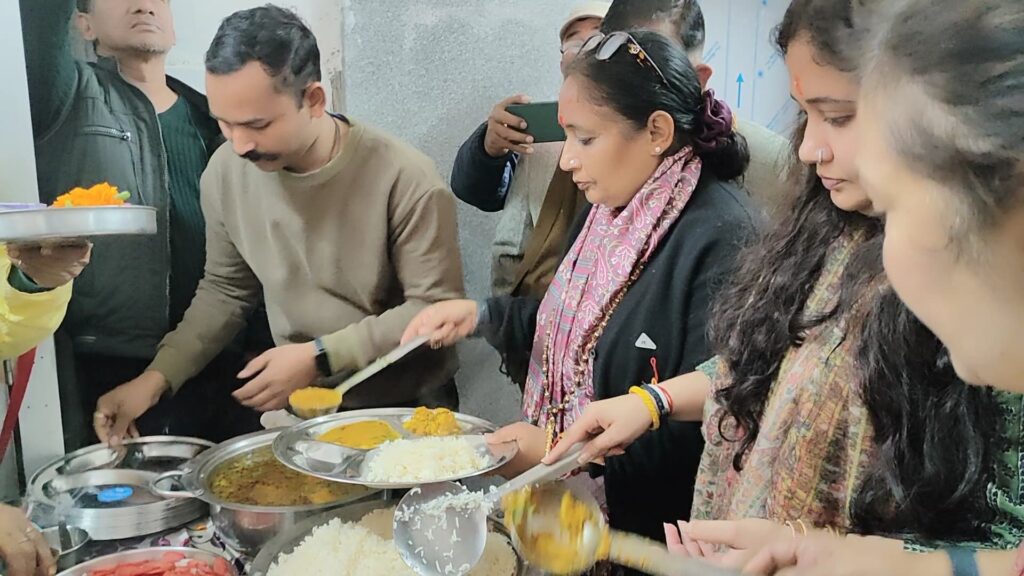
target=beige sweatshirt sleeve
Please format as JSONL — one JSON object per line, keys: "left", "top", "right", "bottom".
{"left": 147, "top": 169, "right": 261, "bottom": 392}
{"left": 321, "top": 185, "right": 465, "bottom": 372}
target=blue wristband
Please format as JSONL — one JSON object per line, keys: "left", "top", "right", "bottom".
{"left": 943, "top": 547, "right": 979, "bottom": 576}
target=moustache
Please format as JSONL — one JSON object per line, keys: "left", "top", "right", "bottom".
{"left": 241, "top": 150, "right": 281, "bottom": 163}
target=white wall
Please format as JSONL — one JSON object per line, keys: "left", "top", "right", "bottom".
{"left": 0, "top": 0, "right": 64, "bottom": 500}
{"left": 165, "top": 0, "right": 345, "bottom": 108}
{"left": 0, "top": 3, "right": 41, "bottom": 202}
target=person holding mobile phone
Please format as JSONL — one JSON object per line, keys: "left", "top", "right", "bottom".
{"left": 450, "top": 3, "right": 610, "bottom": 390}
{"left": 451, "top": 2, "right": 610, "bottom": 308}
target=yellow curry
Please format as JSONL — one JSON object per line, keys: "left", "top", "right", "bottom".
{"left": 503, "top": 487, "right": 607, "bottom": 574}
{"left": 317, "top": 420, "right": 401, "bottom": 450}
{"left": 288, "top": 387, "right": 342, "bottom": 419}
{"left": 403, "top": 407, "right": 461, "bottom": 436}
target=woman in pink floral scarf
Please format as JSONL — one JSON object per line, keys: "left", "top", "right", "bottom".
{"left": 404, "top": 30, "right": 756, "bottom": 549}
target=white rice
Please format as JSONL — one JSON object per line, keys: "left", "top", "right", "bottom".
{"left": 364, "top": 436, "right": 491, "bottom": 483}
{"left": 395, "top": 486, "right": 499, "bottom": 527}
{"left": 267, "top": 510, "right": 516, "bottom": 576}
{"left": 419, "top": 486, "right": 498, "bottom": 517}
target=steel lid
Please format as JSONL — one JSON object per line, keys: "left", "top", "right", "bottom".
{"left": 27, "top": 436, "right": 214, "bottom": 541}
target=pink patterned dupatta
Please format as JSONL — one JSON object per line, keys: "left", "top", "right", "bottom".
{"left": 523, "top": 147, "right": 703, "bottom": 436}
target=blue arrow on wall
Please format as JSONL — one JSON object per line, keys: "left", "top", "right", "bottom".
{"left": 736, "top": 73, "right": 745, "bottom": 108}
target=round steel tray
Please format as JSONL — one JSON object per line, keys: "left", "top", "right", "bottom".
{"left": 272, "top": 408, "right": 517, "bottom": 489}
{"left": 27, "top": 437, "right": 214, "bottom": 541}
{"left": 0, "top": 206, "right": 156, "bottom": 243}
{"left": 249, "top": 498, "right": 525, "bottom": 576}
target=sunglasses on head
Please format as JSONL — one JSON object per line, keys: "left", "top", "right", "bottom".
{"left": 577, "top": 31, "right": 670, "bottom": 88}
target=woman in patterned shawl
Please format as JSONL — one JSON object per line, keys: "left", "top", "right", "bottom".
{"left": 404, "top": 30, "right": 757, "bottom": 553}
{"left": 551, "top": 0, "right": 1020, "bottom": 553}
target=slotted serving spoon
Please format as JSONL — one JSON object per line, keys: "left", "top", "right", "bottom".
{"left": 393, "top": 443, "right": 586, "bottom": 576}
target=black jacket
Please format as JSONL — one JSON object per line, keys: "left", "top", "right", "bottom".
{"left": 479, "top": 174, "right": 758, "bottom": 541}
{"left": 450, "top": 122, "right": 517, "bottom": 212}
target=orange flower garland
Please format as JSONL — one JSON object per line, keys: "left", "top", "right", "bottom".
{"left": 52, "top": 182, "right": 131, "bottom": 207}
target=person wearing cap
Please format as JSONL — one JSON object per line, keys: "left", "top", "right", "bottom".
{"left": 449, "top": 2, "right": 609, "bottom": 388}
{"left": 451, "top": 2, "right": 609, "bottom": 298}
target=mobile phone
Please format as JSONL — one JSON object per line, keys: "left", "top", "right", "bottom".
{"left": 506, "top": 101, "right": 566, "bottom": 143}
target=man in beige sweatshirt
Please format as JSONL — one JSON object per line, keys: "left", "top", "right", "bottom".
{"left": 94, "top": 5, "right": 464, "bottom": 443}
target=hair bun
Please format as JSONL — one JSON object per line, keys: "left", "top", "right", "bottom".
{"left": 694, "top": 89, "right": 735, "bottom": 152}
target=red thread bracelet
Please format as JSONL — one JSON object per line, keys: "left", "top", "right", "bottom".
{"left": 654, "top": 383, "right": 674, "bottom": 413}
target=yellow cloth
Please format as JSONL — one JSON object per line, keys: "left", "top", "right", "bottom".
{"left": 0, "top": 246, "right": 72, "bottom": 359}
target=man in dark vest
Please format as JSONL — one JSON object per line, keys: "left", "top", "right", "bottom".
{"left": 19, "top": 0, "right": 271, "bottom": 448}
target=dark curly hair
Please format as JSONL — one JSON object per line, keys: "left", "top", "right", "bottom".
{"left": 708, "top": 0, "right": 997, "bottom": 541}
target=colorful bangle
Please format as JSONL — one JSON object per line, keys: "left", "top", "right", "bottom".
{"left": 629, "top": 386, "right": 661, "bottom": 430}
{"left": 783, "top": 519, "right": 810, "bottom": 538}
{"left": 642, "top": 384, "right": 668, "bottom": 416}
{"left": 647, "top": 385, "right": 671, "bottom": 412}
{"left": 794, "top": 519, "right": 808, "bottom": 536}
{"left": 654, "top": 383, "right": 674, "bottom": 413}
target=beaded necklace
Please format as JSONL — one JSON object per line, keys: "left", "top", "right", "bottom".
{"left": 539, "top": 246, "right": 651, "bottom": 454}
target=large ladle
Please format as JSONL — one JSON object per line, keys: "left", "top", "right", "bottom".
{"left": 287, "top": 336, "right": 430, "bottom": 419}
{"left": 392, "top": 443, "right": 587, "bottom": 576}
{"left": 504, "top": 481, "right": 742, "bottom": 576}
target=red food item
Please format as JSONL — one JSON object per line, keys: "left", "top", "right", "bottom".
{"left": 212, "top": 558, "right": 231, "bottom": 576}
{"left": 88, "top": 554, "right": 231, "bottom": 576}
